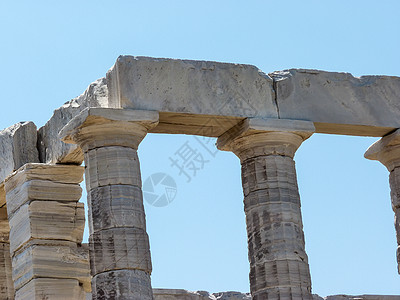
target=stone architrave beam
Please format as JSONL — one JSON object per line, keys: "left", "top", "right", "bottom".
{"left": 60, "top": 107, "right": 159, "bottom": 300}
{"left": 218, "top": 118, "right": 315, "bottom": 300}
{"left": 270, "top": 69, "right": 400, "bottom": 136}
{"left": 35, "top": 56, "right": 400, "bottom": 165}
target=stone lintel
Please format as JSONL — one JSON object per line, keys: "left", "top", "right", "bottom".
{"left": 365, "top": 129, "right": 400, "bottom": 171}
{"left": 217, "top": 118, "right": 315, "bottom": 156}
{"left": 60, "top": 107, "right": 159, "bottom": 150}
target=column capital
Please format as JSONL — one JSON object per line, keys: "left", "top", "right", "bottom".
{"left": 217, "top": 118, "right": 315, "bottom": 160}
{"left": 365, "top": 129, "right": 400, "bottom": 171}
{"left": 59, "top": 107, "right": 159, "bottom": 151}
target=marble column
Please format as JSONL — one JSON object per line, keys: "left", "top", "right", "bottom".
{"left": 365, "top": 129, "right": 400, "bottom": 274}
{"left": 60, "top": 108, "right": 159, "bottom": 300}
{"left": 217, "top": 118, "right": 315, "bottom": 300}
{"left": 3, "top": 163, "right": 89, "bottom": 300}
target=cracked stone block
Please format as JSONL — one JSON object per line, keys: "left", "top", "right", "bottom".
{"left": 0, "top": 122, "right": 39, "bottom": 183}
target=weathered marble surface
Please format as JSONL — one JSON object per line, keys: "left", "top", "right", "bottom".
{"left": 15, "top": 278, "right": 87, "bottom": 300}
{"left": 107, "top": 56, "right": 277, "bottom": 137}
{"left": 323, "top": 296, "right": 400, "bottom": 300}
{"left": 0, "top": 242, "right": 13, "bottom": 299}
{"left": 153, "top": 289, "right": 251, "bottom": 300}
{"left": 12, "top": 239, "right": 89, "bottom": 291}
{"left": 270, "top": 69, "right": 400, "bottom": 137}
{"left": 217, "top": 120, "right": 314, "bottom": 299}
{"left": 30, "top": 56, "right": 400, "bottom": 165}
{"left": 0, "top": 205, "right": 14, "bottom": 299}
{"left": 4, "top": 164, "right": 89, "bottom": 299}
{"left": 152, "top": 290, "right": 400, "bottom": 300}
{"left": 60, "top": 108, "right": 158, "bottom": 300}
{"left": 365, "top": 129, "right": 400, "bottom": 274}
{"left": 0, "top": 122, "right": 39, "bottom": 183}
{"left": 37, "top": 77, "right": 108, "bottom": 164}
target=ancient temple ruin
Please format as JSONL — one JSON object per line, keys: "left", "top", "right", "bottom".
{"left": 1, "top": 56, "right": 400, "bottom": 299}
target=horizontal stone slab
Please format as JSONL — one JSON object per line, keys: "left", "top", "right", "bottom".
{"left": 9, "top": 201, "right": 85, "bottom": 254}
{"left": 60, "top": 107, "right": 159, "bottom": 152}
{"left": 12, "top": 239, "right": 90, "bottom": 292}
{"left": 107, "top": 56, "right": 278, "bottom": 134}
{"left": 15, "top": 278, "right": 86, "bottom": 300}
{"left": 4, "top": 163, "right": 84, "bottom": 190}
{"left": 217, "top": 118, "right": 315, "bottom": 152}
{"left": 6, "top": 179, "right": 82, "bottom": 217}
{"left": 33, "top": 56, "right": 400, "bottom": 163}
{"left": 0, "top": 122, "right": 39, "bottom": 183}
{"left": 270, "top": 69, "right": 400, "bottom": 137}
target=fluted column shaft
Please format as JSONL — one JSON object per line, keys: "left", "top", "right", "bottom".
{"left": 60, "top": 108, "right": 159, "bottom": 300}
{"left": 365, "top": 129, "right": 400, "bottom": 274}
{"left": 218, "top": 119, "right": 314, "bottom": 300}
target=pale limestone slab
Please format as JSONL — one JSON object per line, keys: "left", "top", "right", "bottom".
{"left": 5, "top": 163, "right": 84, "bottom": 188}
{"left": 5, "top": 180, "right": 82, "bottom": 217}
{"left": 60, "top": 107, "right": 159, "bottom": 152}
{"left": 8, "top": 201, "right": 85, "bottom": 254}
{"left": 37, "top": 56, "right": 400, "bottom": 164}
{"left": 107, "top": 55, "right": 277, "bottom": 119}
{"left": 0, "top": 122, "right": 39, "bottom": 183}
{"left": 217, "top": 119, "right": 314, "bottom": 164}
{"left": 271, "top": 69, "right": 400, "bottom": 136}
{"left": 38, "top": 77, "right": 108, "bottom": 164}
{"left": 12, "top": 240, "right": 90, "bottom": 292}
{"left": 15, "top": 278, "right": 86, "bottom": 300}
{"left": 217, "top": 118, "right": 314, "bottom": 152}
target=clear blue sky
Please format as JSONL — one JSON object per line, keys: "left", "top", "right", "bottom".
{"left": 1, "top": 1, "right": 399, "bottom": 297}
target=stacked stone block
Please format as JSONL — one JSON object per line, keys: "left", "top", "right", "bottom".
{"left": 3, "top": 163, "right": 90, "bottom": 299}
{"left": 0, "top": 204, "right": 14, "bottom": 299}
